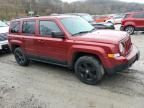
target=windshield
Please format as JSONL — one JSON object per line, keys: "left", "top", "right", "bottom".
{"left": 0, "top": 21, "right": 8, "bottom": 27}
{"left": 81, "top": 15, "right": 94, "bottom": 22}
{"left": 61, "top": 17, "right": 94, "bottom": 36}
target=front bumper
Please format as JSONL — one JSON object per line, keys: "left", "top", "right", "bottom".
{"left": 105, "top": 45, "right": 140, "bottom": 74}
{"left": 0, "top": 40, "right": 9, "bottom": 50}
{"left": 106, "top": 25, "right": 115, "bottom": 30}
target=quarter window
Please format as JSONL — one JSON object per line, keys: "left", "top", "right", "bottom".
{"left": 10, "top": 21, "right": 20, "bottom": 33}
{"left": 22, "top": 21, "right": 35, "bottom": 34}
{"left": 39, "top": 21, "right": 61, "bottom": 36}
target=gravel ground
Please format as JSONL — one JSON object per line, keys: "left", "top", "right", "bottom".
{"left": 0, "top": 33, "right": 144, "bottom": 108}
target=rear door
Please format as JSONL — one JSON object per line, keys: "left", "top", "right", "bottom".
{"left": 22, "top": 20, "right": 38, "bottom": 56}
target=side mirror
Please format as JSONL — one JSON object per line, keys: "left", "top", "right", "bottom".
{"left": 52, "top": 31, "right": 65, "bottom": 39}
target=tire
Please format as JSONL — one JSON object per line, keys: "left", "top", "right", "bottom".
{"left": 14, "top": 48, "right": 29, "bottom": 66}
{"left": 74, "top": 56, "right": 104, "bottom": 85}
{"left": 125, "top": 26, "right": 135, "bottom": 35}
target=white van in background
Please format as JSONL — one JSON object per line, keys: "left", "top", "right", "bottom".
{"left": 0, "top": 20, "right": 9, "bottom": 51}
{"left": 105, "top": 14, "right": 124, "bottom": 24}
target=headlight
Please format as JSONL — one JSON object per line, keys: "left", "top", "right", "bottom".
{"left": 119, "top": 43, "right": 125, "bottom": 53}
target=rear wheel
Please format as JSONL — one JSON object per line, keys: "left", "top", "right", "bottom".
{"left": 14, "top": 48, "right": 29, "bottom": 66}
{"left": 74, "top": 56, "right": 104, "bottom": 85}
{"left": 125, "top": 26, "right": 135, "bottom": 35}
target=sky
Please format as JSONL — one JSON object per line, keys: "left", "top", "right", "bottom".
{"left": 119, "top": 0, "right": 144, "bottom": 3}
{"left": 61, "top": 0, "right": 144, "bottom": 3}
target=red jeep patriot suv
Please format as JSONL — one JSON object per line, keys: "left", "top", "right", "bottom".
{"left": 121, "top": 11, "right": 144, "bottom": 35}
{"left": 8, "top": 16, "right": 139, "bottom": 85}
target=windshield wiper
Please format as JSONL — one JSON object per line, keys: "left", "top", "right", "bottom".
{"left": 72, "top": 28, "right": 96, "bottom": 36}
{"left": 72, "top": 31, "right": 90, "bottom": 36}
{"left": 90, "top": 28, "right": 96, "bottom": 32}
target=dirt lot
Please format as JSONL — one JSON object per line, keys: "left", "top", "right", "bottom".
{"left": 0, "top": 33, "right": 144, "bottom": 108}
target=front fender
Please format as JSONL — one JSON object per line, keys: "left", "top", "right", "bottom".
{"left": 67, "top": 45, "right": 107, "bottom": 67}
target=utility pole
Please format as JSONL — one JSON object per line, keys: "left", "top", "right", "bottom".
{"left": 27, "top": 0, "right": 31, "bottom": 11}
{"left": 28, "top": 0, "right": 34, "bottom": 16}
{"left": 15, "top": 0, "right": 18, "bottom": 17}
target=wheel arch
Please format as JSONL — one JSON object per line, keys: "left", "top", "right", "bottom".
{"left": 11, "top": 44, "right": 21, "bottom": 53}
{"left": 124, "top": 25, "right": 135, "bottom": 30}
{"left": 9, "top": 40, "right": 23, "bottom": 53}
{"left": 70, "top": 52, "right": 103, "bottom": 69}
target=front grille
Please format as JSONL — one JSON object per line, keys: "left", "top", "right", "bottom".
{"left": 122, "top": 37, "right": 132, "bottom": 56}
{"left": 0, "top": 33, "right": 8, "bottom": 41}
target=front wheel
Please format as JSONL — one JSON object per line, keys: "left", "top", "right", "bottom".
{"left": 74, "top": 56, "right": 104, "bottom": 85}
{"left": 14, "top": 48, "right": 29, "bottom": 66}
{"left": 125, "top": 26, "right": 135, "bottom": 35}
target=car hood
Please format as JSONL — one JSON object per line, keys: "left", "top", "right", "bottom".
{"left": 72, "top": 30, "right": 128, "bottom": 44}
{"left": 0, "top": 26, "right": 9, "bottom": 34}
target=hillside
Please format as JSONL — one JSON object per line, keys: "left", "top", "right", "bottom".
{"left": 63, "top": 0, "right": 144, "bottom": 14}
{"left": 0, "top": 0, "right": 143, "bottom": 20}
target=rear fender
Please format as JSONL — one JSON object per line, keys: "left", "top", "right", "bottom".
{"left": 9, "top": 40, "right": 24, "bottom": 52}
{"left": 124, "top": 22, "right": 136, "bottom": 28}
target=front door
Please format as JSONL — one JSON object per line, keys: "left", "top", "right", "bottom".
{"left": 36, "top": 20, "right": 70, "bottom": 65}
{"left": 133, "top": 12, "right": 144, "bottom": 29}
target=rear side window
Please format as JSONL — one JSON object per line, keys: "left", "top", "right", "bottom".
{"left": 10, "top": 21, "right": 20, "bottom": 33}
{"left": 133, "top": 13, "right": 144, "bottom": 18}
{"left": 22, "top": 21, "right": 35, "bottom": 34}
{"left": 39, "top": 20, "right": 61, "bottom": 36}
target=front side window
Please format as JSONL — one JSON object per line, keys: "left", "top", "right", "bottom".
{"left": 61, "top": 17, "right": 94, "bottom": 36}
{"left": 39, "top": 20, "right": 61, "bottom": 36}
{"left": 10, "top": 21, "right": 20, "bottom": 33}
{"left": 22, "top": 21, "right": 35, "bottom": 34}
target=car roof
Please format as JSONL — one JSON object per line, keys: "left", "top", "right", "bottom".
{"left": 11, "top": 15, "right": 78, "bottom": 21}
{"left": 66, "top": 13, "right": 90, "bottom": 16}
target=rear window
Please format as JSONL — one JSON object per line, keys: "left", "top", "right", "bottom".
{"left": 22, "top": 21, "right": 35, "bottom": 34}
{"left": 10, "top": 21, "right": 20, "bottom": 33}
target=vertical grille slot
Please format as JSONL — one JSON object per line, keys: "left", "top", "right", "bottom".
{"left": 123, "top": 37, "right": 132, "bottom": 56}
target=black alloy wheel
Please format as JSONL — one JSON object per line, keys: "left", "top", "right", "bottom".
{"left": 75, "top": 56, "right": 104, "bottom": 85}
{"left": 14, "top": 48, "right": 29, "bottom": 66}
